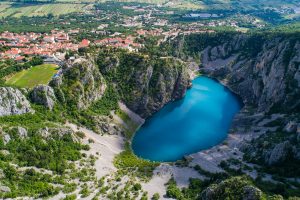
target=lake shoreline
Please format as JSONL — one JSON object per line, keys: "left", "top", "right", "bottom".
{"left": 131, "top": 76, "right": 242, "bottom": 162}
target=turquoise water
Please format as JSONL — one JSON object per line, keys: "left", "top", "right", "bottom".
{"left": 132, "top": 76, "right": 242, "bottom": 162}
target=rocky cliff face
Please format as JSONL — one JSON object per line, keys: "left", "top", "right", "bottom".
{"left": 124, "top": 58, "right": 190, "bottom": 118}
{"left": 199, "top": 34, "right": 300, "bottom": 114}
{"left": 98, "top": 51, "right": 190, "bottom": 118}
{"left": 198, "top": 34, "right": 300, "bottom": 174}
{"left": 0, "top": 87, "right": 33, "bottom": 117}
{"left": 242, "top": 119, "right": 300, "bottom": 172}
{"left": 30, "top": 85, "right": 56, "bottom": 110}
{"left": 50, "top": 59, "right": 106, "bottom": 110}
{"left": 168, "top": 33, "right": 300, "bottom": 114}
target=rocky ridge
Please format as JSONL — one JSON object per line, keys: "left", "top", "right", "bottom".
{"left": 30, "top": 85, "right": 56, "bottom": 110}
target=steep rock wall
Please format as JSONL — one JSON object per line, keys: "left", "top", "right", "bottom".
{"left": 50, "top": 59, "right": 106, "bottom": 110}
{"left": 98, "top": 50, "right": 190, "bottom": 118}
{"left": 169, "top": 33, "right": 300, "bottom": 114}
{"left": 0, "top": 87, "right": 33, "bottom": 116}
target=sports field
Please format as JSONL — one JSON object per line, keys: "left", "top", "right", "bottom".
{"left": 6, "top": 64, "right": 59, "bottom": 88}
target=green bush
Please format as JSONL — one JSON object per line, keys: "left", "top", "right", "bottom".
{"left": 113, "top": 142, "right": 158, "bottom": 179}
{"left": 152, "top": 193, "right": 160, "bottom": 200}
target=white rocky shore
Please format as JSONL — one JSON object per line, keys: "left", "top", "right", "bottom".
{"left": 44, "top": 99, "right": 282, "bottom": 200}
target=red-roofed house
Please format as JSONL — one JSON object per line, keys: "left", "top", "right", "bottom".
{"left": 79, "top": 39, "right": 90, "bottom": 48}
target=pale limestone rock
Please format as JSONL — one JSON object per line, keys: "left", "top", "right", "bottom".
{"left": 0, "top": 87, "right": 33, "bottom": 116}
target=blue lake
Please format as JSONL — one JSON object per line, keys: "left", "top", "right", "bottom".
{"left": 132, "top": 76, "right": 242, "bottom": 162}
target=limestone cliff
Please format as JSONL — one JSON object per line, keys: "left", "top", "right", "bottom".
{"left": 30, "top": 85, "right": 56, "bottom": 110}
{"left": 98, "top": 50, "right": 190, "bottom": 118}
{"left": 167, "top": 33, "right": 300, "bottom": 114}
{"left": 0, "top": 87, "right": 33, "bottom": 117}
{"left": 50, "top": 59, "right": 106, "bottom": 110}
{"left": 200, "top": 34, "right": 300, "bottom": 114}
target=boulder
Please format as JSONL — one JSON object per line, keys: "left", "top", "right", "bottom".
{"left": 242, "top": 186, "right": 263, "bottom": 200}
{"left": 283, "top": 121, "right": 298, "bottom": 133}
{"left": 201, "top": 185, "right": 217, "bottom": 200}
{"left": 30, "top": 85, "right": 56, "bottom": 110}
{"left": 92, "top": 116, "right": 122, "bottom": 135}
{"left": 3, "top": 134, "right": 11, "bottom": 145}
{"left": 266, "top": 141, "right": 291, "bottom": 165}
{"left": 37, "top": 127, "right": 79, "bottom": 142}
{"left": 0, "top": 150, "right": 9, "bottom": 156}
{"left": 17, "top": 127, "right": 27, "bottom": 139}
{"left": 38, "top": 127, "right": 73, "bottom": 138}
{"left": 0, "top": 185, "right": 11, "bottom": 193}
{"left": 0, "top": 87, "right": 33, "bottom": 116}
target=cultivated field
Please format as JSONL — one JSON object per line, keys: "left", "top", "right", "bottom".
{"left": 6, "top": 64, "right": 59, "bottom": 88}
{"left": 0, "top": 2, "right": 89, "bottom": 18}
{"left": 0, "top": 0, "right": 298, "bottom": 18}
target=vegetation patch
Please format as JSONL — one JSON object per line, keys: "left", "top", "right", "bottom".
{"left": 113, "top": 142, "right": 158, "bottom": 179}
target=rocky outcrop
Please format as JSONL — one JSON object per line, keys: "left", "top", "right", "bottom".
{"left": 38, "top": 126, "right": 72, "bottom": 137}
{"left": 243, "top": 186, "right": 263, "bottom": 200}
{"left": 1, "top": 126, "right": 28, "bottom": 145}
{"left": 0, "top": 87, "right": 33, "bottom": 116}
{"left": 126, "top": 59, "right": 190, "bottom": 118}
{"left": 242, "top": 118, "right": 300, "bottom": 169}
{"left": 50, "top": 59, "right": 106, "bottom": 110}
{"left": 0, "top": 185, "right": 11, "bottom": 193}
{"left": 3, "top": 134, "right": 11, "bottom": 145}
{"left": 37, "top": 126, "right": 80, "bottom": 143}
{"left": 30, "top": 85, "right": 56, "bottom": 110}
{"left": 201, "top": 176, "right": 262, "bottom": 200}
{"left": 200, "top": 35, "right": 300, "bottom": 113}
{"left": 169, "top": 33, "right": 300, "bottom": 114}
{"left": 92, "top": 115, "right": 123, "bottom": 135}
{"left": 265, "top": 141, "right": 292, "bottom": 166}
{"left": 284, "top": 121, "right": 298, "bottom": 133}
{"left": 16, "top": 126, "right": 28, "bottom": 139}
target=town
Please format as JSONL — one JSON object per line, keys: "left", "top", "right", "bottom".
{"left": 0, "top": 26, "right": 216, "bottom": 62}
{"left": 0, "top": 1, "right": 271, "bottom": 63}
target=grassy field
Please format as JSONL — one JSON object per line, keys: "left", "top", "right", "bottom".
{"left": 6, "top": 64, "right": 59, "bottom": 88}
{"left": 0, "top": 2, "right": 89, "bottom": 18}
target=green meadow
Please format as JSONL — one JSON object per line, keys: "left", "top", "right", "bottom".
{"left": 6, "top": 64, "right": 59, "bottom": 88}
